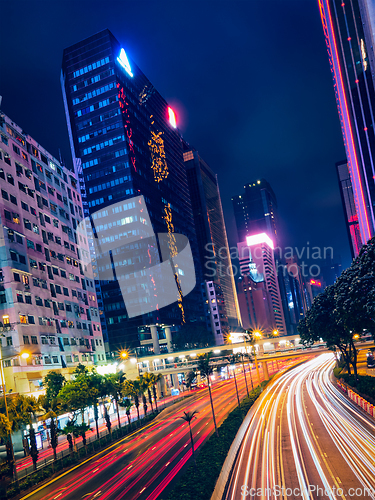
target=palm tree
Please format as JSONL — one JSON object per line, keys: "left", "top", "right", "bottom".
{"left": 243, "top": 329, "right": 262, "bottom": 389}
{"left": 38, "top": 395, "right": 63, "bottom": 460}
{"left": 197, "top": 352, "right": 219, "bottom": 437}
{"left": 121, "top": 398, "right": 133, "bottom": 427}
{"left": 123, "top": 380, "right": 141, "bottom": 421}
{"left": 59, "top": 422, "right": 75, "bottom": 454}
{"left": 141, "top": 373, "right": 154, "bottom": 413}
{"left": 103, "top": 405, "right": 112, "bottom": 436}
{"left": 226, "top": 354, "right": 241, "bottom": 407}
{"left": 138, "top": 376, "right": 149, "bottom": 417}
{"left": 242, "top": 351, "right": 254, "bottom": 391}
{"left": 179, "top": 411, "right": 198, "bottom": 467}
{"left": 9, "top": 395, "right": 41, "bottom": 470}
{"left": 104, "top": 372, "right": 126, "bottom": 429}
{"left": 238, "top": 352, "right": 250, "bottom": 397}
{"left": 185, "top": 370, "right": 196, "bottom": 390}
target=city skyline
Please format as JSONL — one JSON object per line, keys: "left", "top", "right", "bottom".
{"left": 0, "top": 0, "right": 353, "bottom": 271}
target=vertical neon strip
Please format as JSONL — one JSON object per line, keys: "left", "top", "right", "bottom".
{"left": 318, "top": 0, "right": 372, "bottom": 244}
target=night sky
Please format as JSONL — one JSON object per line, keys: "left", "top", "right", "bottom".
{"left": 0, "top": 0, "right": 351, "bottom": 271}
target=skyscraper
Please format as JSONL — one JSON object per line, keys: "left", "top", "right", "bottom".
{"left": 61, "top": 29, "right": 203, "bottom": 350}
{"left": 318, "top": 0, "right": 375, "bottom": 253}
{"left": 232, "top": 179, "right": 279, "bottom": 246}
{"left": 237, "top": 234, "right": 286, "bottom": 335}
{"left": 183, "top": 146, "right": 240, "bottom": 332}
{"left": 0, "top": 111, "right": 105, "bottom": 396}
{"left": 336, "top": 160, "right": 362, "bottom": 258}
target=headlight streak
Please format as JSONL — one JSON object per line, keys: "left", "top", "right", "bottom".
{"left": 226, "top": 354, "right": 375, "bottom": 500}
{"left": 305, "top": 359, "right": 375, "bottom": 498}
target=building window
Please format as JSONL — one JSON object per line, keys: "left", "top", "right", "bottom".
{"left": 28, "top": 316, "right": 35, "bottom": 324}
{"left": 16, "top": 293, "right": 23, "bottom": 303}
{"left": 41, "top": 336, "right": 48, "bottom": 344}
{"left": 52, "top": 356, "right": 59, "bottom": 364}
{"left": 23, "top": 335, "right": 30, "bottom": 344}
{"left": 6, "top": 337, "right": 12, "bottom": 346}
{"left": 31, "top": 336, "right": 38, "bottom": 344}
{"left": 13, "top": 272, "right": 20, "bottom": 282}
{"left": 25, "top": 295, "right": 32, "bottom": 304}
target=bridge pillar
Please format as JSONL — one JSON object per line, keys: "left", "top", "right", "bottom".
{"left": 157, "top": 376, "right": 166, "bottom": 398}
{"left": 261, "top": 360, "right": 269, "bottom": 380}
{"left": 150, "top": 325, "right": 160, "bottom": 355}
{"left": 172, "top": 372, "right": 179, "bottom": 389}
{"left": 165, "top": 326, "right": 173, "bottom": 353}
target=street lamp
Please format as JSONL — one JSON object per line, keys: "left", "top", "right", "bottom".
{"left": 0, "top": 349, "right": 30, "bottom": 481}
{"left": 272, "top": 330, "right": 279, "bottom": 336}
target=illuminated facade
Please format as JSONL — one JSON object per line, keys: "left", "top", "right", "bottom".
{"left": 318, "top": 0, "right": 375, "bottom": 253}
{"left": 183, "top": 146, "right": 241, "bottom": 332}
{"left": 237, "top": 236, "right": 286, "bottom": 335}
{"left": 61, "top": 29, "right": 203, "bottom": 349}
{"left": 232, "top": 179, "right": 279, "bottom": 246}
{"left": 0, "top": 112, "right": 106, "bottom": 396}
{"left": 336, "top": 160, "right": 362, "bottom": 258}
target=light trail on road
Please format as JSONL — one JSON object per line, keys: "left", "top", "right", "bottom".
{"left": 226, "top": 354, "right": 375, "bottom": 500}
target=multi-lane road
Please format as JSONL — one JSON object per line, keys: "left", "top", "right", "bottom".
{"left": 20, "top": 359, "right": 288, "bottom": 500}
{"left": 225, "top": 354, "right": 375, "bottom": 500}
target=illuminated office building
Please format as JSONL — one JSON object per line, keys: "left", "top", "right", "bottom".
{"left": 237, "top": 234, "right": 286, "bottom": 335}
{"left": 336, "top": 160, "right": 362, "bottom": 258}
{"left": 61, "top": 30, "right": 203, "bottom": 349}
{"left": 183, "top": 146, "right": 240, "bottom": 333}
{"left": 232, "top": 179, "right": 279, "bottom": 246}
{"left": 0, "top": 112, "right": 105, "bottom": 396}
{"left": 318, "top": 0, "right": 375, "bottom": 253}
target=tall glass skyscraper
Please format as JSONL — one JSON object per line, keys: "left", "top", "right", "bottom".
{"left": 336, "top": 159, "right": 362, "bottom": 258}
{"left": 61, "top": 29, "right": 203, "bottom": 350}
{"left": 231, "top": 179, "right": 279, "bottom": 246}
{"left": 318, "top": 0, "right": 375, "bottom": 253}
{"left": 183, "top": 145, "right": 241, "bottom": 332}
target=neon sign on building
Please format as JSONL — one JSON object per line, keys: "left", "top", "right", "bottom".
{"left": 117, "top": 48, "right": 133, "bottom": 77}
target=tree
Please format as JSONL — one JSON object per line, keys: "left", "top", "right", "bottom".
{"left": 298, "top": 286, "right": 355, "bottom": 375}
{"left": 120, "top": 398, "right": 133, "bottom": 427}
{"left": 58, "top": 377, "right": 92, "bottom": 424}
{"left": 123, "top": 380, "right": 141, "bottom": 421}
{"left": 8, "top": 395, "right": 41, "bottom": 471}
{"left": 42, "top": 371, "right": 66, "bottom": 403}
{"left": 197, "top": 352, "right": 218, "bottom": 437}
{"left": 104, "top": 372, "right": 126, "bottom": 429}
{"left": 226, "top": 354, "right": 241, "bottom": 407}
{"left": 150, "top": 373, "right": 162, "bottom": 412}
{"left": 239, "top": 351, "right": 252, "bottom": 394}
{"left": 103, "top": 405, "right": 112, "bottom": 436}
{"left": 138, "top": 376, "right": 149, "bottom": 417}
{"left": 142, "top": 372, "right": 158, "bottom": 413}
{"left": 60, "top": 421, "right": 78, "bottom": 453}
{"left": 179, "top": 411, "right": 198, "bottom": 468}
{"left": 185, "top": 370, "right": 196, "bottom": 390}
{"left": 0, "top": 413, "right": 13, "bottom": 469}
{"left": 38, "top": 395, "right": 63, "bottom": 461}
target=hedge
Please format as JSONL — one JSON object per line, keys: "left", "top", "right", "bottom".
{"left": 165, "top": 381, "right": 268, "bottom": 500}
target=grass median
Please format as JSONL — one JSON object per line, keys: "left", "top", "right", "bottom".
{"left": 164, "top": 380, "right": 268, "bottom": 500}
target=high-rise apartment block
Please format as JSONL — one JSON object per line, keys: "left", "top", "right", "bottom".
{"left": 0, "top": 112, "right": 106, "bottom": 396}
{"left": 319, "top": 0, "right": 375, "bottom": 254}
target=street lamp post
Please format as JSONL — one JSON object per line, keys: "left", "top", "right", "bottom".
{"left": 0, "top": 349, "right": 29, "bottom": 481}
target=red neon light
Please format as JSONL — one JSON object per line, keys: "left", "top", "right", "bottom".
{"left": 310, "top": 280, "right": 322, "bottom": 287}
{"left": 318, "top": 0, "right": 371, "bottom": 243}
